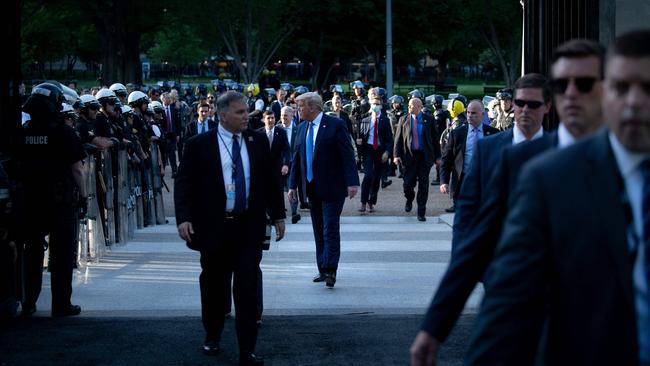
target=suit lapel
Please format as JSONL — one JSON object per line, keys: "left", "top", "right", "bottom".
{"left": 209, "top": 129, "right": 225, "bottom": 195}
{"left": 314, "top": 114, "right": 328, "bottom": 158}
{"left": 585, "top": 130, "right": 635, "bottom": 307}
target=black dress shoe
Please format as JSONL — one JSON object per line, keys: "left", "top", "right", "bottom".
{"left": 405, "top": 201, "right": 413, "bottom": 212}
{"left": 52, "top": 304, "right": 81, "bottom": 317}
{"left": 291, "top": 214, "right": 301, "bottom": 224}
{"left": 203, "top": 339, "right": 220, "bottom": 356}
{"left": 325, "top": 271, "right": 336, "bottom": 288}
{"left": 20, "top": 304, "right": 36, "bottom": 318}
{"left": 312, "top": 273, "right": 326, "bottom": 282}
{"left": 381, "top": 180, "right": 392, "bottom": 188}
{"left": 445, "top": 205, "right": 455, "bottom": 213}
{"left": 417, "top": 215, "right": 426, "bottom": 222}
{"left": 239, "top": 353, "right": 264, "bottom": 365}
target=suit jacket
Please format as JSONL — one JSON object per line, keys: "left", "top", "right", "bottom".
{"left": 440, "top": 124, "right": 500, "bottom": 188}
{"left": 393, "top": 113, "right": 440, "bottom": 168}
{"left": 451, "top": 128, "right": 511, "bottom": 244}
{"left": 466, "top": 129, "right": 639, "bottom": 365}
{"left": 288, "top": 113, "right": 359, "bottom": 202}
{"left": 339, "top": 110, "right": 354, "bottom": 139}
{"left": 257, "top": 125, "right": 290, "bottom": 174}
{"left": 162, "top": 103, "right": 182, "bottom": 137}
{"left": 421, "top": 131, "right": 557, "bottom": 342}
{"left": 174, "top": 128, "right": 285, "bottom": 252}
{"left": 184, "top": 119, "right": 217, "bottom": 140}
{"left": 358, "top": 114, "right": 393, "bottom": 155}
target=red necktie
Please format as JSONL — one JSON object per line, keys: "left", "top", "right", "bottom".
{"left": 373, "top": 118, "right": 379, "bottom": 150}
{"left": 412, "top": 116, "right": 419, "bottom": 150}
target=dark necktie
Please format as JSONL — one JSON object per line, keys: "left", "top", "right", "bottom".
{"left": 232, "top": 135, "right": 246, "bottom": 214}
{"left": 412, "top": 116, "right": 419, "bottom": 150}
{"left": 640, "top": 160, "right": 650, "bottom": 294}
{"left": 373, "top": 117, "right": 379, "bottom": 150}
{"left": 200, "top": 121, "right": 206, "bottom": 134}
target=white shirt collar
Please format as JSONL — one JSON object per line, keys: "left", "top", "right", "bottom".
{"left": 265, "top": 126, "right": 275, "bottom": 133}
{"left": 512, "top": 122, "right": 543, "bottom": 144}
{"left": 218, "top": 123, "right": 240, "bottom": 140}
{"left": 557, "top": 123, "right": 576, "bottom": 148}
{"left": 608, "top": 131, "right": 650, "bottom": 178}
{"left": 311, "top": 112, "right": 324, "bottom": 127}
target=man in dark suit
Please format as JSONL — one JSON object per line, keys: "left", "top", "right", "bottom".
{"left": 279, "top": 105, "right": 301, "bottom": 223}
{"left": 258, "top": 110, "right": 290, "bottom": 178}
{"left": 288, "top": 92, "right": 359, "bottom": 288}
{"left": 184, "top": 102, "right": 217, "bottom": 140}
{"left": 440, "top": 100, "right": 500, "bottom": 212}
{"left": 270, "top": 88, "right": 287, "bottom": 122}
{"left": 410, "top": 41, "right": 606, "bottom": 366}
{"left": 161, "top": 92, "right": 181, "bottom": 177}
{"left": 175, "top": 91, "right": 286, "bottom": 366}
{"left": 393, "top": 97, "right": 440, "bottom": 221}
{"left": 357, "top": 96, "right": 393, "bottom": 213}
{"left": 464, "top": 31, "right": 650, "bottom": 365}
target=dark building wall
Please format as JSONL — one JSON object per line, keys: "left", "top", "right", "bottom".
{"left": 523, "top": 0, "right": 609, "bottom": 130}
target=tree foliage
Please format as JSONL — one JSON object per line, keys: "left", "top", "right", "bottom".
{"left": 20, "top": 0, "right": 522, "bottom": 86}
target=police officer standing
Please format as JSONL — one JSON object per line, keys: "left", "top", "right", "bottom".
{"left": 18, "top": 83, "right": 87, "bottom": 317}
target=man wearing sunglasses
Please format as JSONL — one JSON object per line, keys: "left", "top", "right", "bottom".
{"left": 412, "top": 38, "right": 606, "bottom": 366}
{"left": 464, "top": 31, "right": 649, "bottom": 365}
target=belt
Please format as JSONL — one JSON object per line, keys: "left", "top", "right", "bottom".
{"left": 225, "top": 211, "right": 245, "bottom": 220}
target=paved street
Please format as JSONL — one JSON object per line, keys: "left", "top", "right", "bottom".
{"left": 1, "top": 170, "right": 483, "bottom": 365}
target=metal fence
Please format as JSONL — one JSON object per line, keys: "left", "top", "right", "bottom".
{"left": 76, "top": 143, "right": 166, "bottom": 266}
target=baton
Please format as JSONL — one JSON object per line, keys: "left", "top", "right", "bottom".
{"left": 162, "top": 178, "right": 170, "bottom": 193}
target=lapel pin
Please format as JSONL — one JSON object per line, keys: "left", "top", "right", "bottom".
{"left": 248, "top": 136, "right": 254, "bottom": 142}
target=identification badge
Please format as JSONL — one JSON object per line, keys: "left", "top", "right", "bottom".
{"left": 226, "top": 184, "right": 236, "bottom": 199}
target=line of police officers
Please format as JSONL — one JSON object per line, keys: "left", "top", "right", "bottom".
{"left": 13, "top": 81, "right": 172, "bottom": 318}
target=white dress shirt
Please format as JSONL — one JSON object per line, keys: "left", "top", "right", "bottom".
{"left": 217, "top": 124, "right": 250, "bottom": 211}
{"left": 609, "top": 131, "right": 650, "bottom": 363}
{"left": 512, "top": 122, "right": 544, "bottom": 144}
{"left": 197, "top": 119, "right": 209, "bottom": 134}
{"left": 306, "top": 112, "right": 323, "bottom": 149}
{"left": 557, "top": 123, "right": 576, "bottom": 148}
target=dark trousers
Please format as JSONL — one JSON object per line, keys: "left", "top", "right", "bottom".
{"left": 163, "top": 136, "right": 177, "bottom": 173}
{"left": 176, "top": 138, "right": 184, "bottom": 162}
{"left": 307, "top": 189, "right": 345, "bottom": 272}
{"left": 283, "top": 174, "right": 298, "bottom": 215}
{"left": 199, "top": 219, "right": 262, "bottom": 354}
{"left": 360, "top": 145, "right": 384, "bottom": 205}
{"left": 402, "top": 151, "right": 432, "bottom": 216}
{"left": 20, "top": 209, "right": 77, "bottom": 311}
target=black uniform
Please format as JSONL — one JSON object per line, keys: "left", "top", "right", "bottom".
{"left": 18, "top": 119, "right": 86, "bottom": 314}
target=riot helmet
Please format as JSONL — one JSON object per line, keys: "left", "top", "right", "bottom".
{"left": 95, "top": 88, "right": 118, "bottom": 106}
{"left": 109, "top": 83, "right": 128, "bottom": 98}
{"left": 350, "top": 80, "right": 364, "bottom": 90}
{"left": 433, "top": 95, "right": 444, "bottom": 109}
{"left": 330, "top": 84, "right": 343, "bottom": 93}
{"left": 496, "top": 88, "right": 513, "bottom": 100}
{"left": 294, "top": 86, "right": 309, "bottom": 95}
{"left": 408, "top": 89, "right": 424, "bottom": 100}
{"left": 388, "top": 95, "right": 404, "bottom": 105}
{"left": 127, "top": 91, "right": 150, "bottom": 107}
{"left": 80, "top": 94, "right": 101, "bottom": 110}
{"left": 23, "top": 82, "right": 65, "bottom": 116}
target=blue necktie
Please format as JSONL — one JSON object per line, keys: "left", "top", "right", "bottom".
{"left": 306, "top": 122, "right": 314, "bottom": 182}
{"left": 232, "top": 135, "right": 246, "bottom": 214}
{"left": 640, "top": 160, "right": 650, "bottom": 294}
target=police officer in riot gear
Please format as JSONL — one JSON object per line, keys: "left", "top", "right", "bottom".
{"left": 18, "top": 83, "right": 87, "bottom": 317}
{"left": 388, "top": 95, "right": 405, "bottom": 178}
{"left": 350, "top": 80, "right": 369, "bottom": 170}
{"left": 110, "top": 83, "right": 129, "bottom": 105}
{"left": 431, "top": 95, "right": 450, "bottom": 185}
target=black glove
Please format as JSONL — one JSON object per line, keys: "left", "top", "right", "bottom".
{"left": 78, "top": 196, "right": 88, "bottom": 219}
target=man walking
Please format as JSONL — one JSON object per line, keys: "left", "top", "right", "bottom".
{"left": 175, "top": 91, "right": 285, "bottom": 365}
{"left": 288, "top": 92, "right": 359, "bottom": 288}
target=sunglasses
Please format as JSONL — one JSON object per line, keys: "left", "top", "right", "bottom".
{"left": 551, "top": 77, "right": 598, "bottom": 94}
{"left": 513, "top": 99, "right": 545, "bottom": 109}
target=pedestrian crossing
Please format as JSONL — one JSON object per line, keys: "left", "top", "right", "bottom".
{"left": 36, "top": 215, "right": 484, "bottom": 317}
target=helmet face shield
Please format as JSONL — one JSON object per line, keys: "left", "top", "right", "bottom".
{"left": 496, "top": 88, "right": 513, "bottom": 100}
